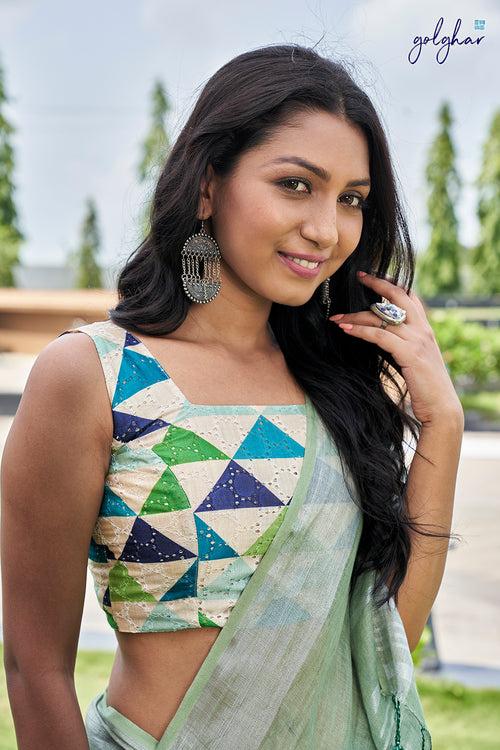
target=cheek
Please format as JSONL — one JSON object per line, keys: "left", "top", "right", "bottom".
{"left": 217, "top": 185, "right": 289, "bottom": 246}
{"left": 339, "top": 212, "right": 364, "bottom": 250}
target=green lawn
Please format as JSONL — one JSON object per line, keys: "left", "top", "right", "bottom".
{"left": 460, "top": 390, "right": 500, "bottom": 420}
{"left": 1, "top": 646, "right": 499, "bottom": 749}
{"left": 429, "top": 307, "right": 500, "bottom": 320}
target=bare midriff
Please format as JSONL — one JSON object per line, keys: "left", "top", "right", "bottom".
{"left": 106, "top": 628, "right": 222, "bottom": 741}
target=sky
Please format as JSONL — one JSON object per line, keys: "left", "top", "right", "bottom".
{"left": 0, "top": 0, "right": 498, "bottom": 281}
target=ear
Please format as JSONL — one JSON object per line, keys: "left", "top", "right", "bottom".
{"left": 197, "top": 163, "right": 219, "bottom": 220}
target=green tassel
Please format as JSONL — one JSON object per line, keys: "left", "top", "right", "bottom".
{"left": 390, "top": 692, "right": 433, "bottom": 749}
{"left": 391, "top": 693, "right": 405, "bottom": 750}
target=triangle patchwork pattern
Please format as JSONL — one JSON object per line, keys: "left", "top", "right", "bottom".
{"left": 113, "top": 409, "right": 170, "bottom": 443}
{"left": 101, "top": 486, "right": 136, "bottom": 517}
{"left": 153, "top": 424, "right": 230, "bottom": 466}
{"left": 139, "top": 466, "right": 192, "bottom": 514}
{"left": 160, "top": 559, "right": 198, "bottom": 601}
{"left": 194, "top": 459, "right": 285, "bottom": 512}
{"left": 195, "top": 514, "right": 239, "bottom": 561}
{"left": 108, "top": 561, "right": 156, "bottom": 603}
{"left": 119, "top": 516, "right": 197, "bottom": 563}
{"left": 73, "top": 319, "right": 308, "bottom": 633}
{"left": 112, "top": 347, "right": 169, "bottom": 408}
{"left": 234, "top": 415, "right": 305, "bottom": 460}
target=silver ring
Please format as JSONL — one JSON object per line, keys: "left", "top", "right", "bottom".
{"left": 370, "top": 301, "right": 407, "bottom": 327}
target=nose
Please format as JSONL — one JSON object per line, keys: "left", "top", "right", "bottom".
{"left": 299, "top": 209, "right": 339, "bottom": 250}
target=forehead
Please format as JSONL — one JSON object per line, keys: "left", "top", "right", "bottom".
{"left": 240, "top": 109, "right": 370, "bottom": 176}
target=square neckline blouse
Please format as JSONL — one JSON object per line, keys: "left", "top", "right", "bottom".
{"left": 124, "top": 325, "right": 308, "bottom": 410}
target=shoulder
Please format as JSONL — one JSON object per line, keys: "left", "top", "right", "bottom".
{"left": 21, "top": 329, "right": 114, "bottom": 449}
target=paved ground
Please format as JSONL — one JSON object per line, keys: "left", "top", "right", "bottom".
{"left": 0, "top": 352, "right": 499, "bottom": 688}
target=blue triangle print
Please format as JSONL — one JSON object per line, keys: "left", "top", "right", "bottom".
{"left": 89, "top": 537, "right": 115, "bottom": 561}
{"left": 112, "top": 347, "right": 169, "bottom": 408}
{"left": 195, "top": 514, "right": 239, "bottom": 561}
{"left": 103, "top": 586, "right": 111, "bottom": 607}
{"left": 234, "top": 415, "right": 305, "bottom": 460}
{"left": 101, "top": 486, "right": 136, "bottom": 517}
{"left": 89, "top": 537, "right": 108, "bottom": 562}
{"left": 195, "top": 459, "right": 284, "bottom": 512}
{"left": 119, "top": 516, "right": 197, "bottom": 563}
{"left": 160, "top": 559, "right": 198, "bottom": 601}
{"left": 113, "top": 410, "right": 169, "bottom": 443}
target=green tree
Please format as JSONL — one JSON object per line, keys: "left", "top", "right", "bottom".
{"left": 68, "top": 198, "right": 102, "bottom": 288}
{"left": 469, "top": 109, "right": 500, "bottom": 295}
{"left": 416, "top": 102, "right": 462, "bottom": 298}
{"left": 0, "top": 53, "right": 24, "bottom": 287}
{"left": 137, "top": 80, "right": 171, "bottom": 238}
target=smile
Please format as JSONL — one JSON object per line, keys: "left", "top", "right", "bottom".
{"left": 277, "top": 252, "right": 324, "bottom": 278}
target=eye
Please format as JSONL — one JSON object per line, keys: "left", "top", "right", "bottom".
{"left": 276, "top": 177, "right": 312, "bottom": 194}
{"left": 339, "top": 193, "right": 368, "bottom": 210}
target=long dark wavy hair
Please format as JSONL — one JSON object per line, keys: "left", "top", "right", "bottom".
{"left": 109, "top": 43, "right": 460, "bottom": 609}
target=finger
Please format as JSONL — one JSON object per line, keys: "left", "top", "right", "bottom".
{"left": 408, "top": 290, "right": 431, "bottom": 324}
{"left": 337, "top": 320, "right": 411, "bottom": 359}
{"left": 330, "top": 312, "right": 412, "bottom": 338}
{"left": 357, "top": 272, "right": 417, "bottom": 322}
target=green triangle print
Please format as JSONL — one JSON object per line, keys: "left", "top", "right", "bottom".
{"left": 195, "top": 514, "right": 239, "bottom": 561}
{"left": 243, "top": 506, "right": 287, "bottom": 556}
{"left": 108, "top": 561, "right": 156, "bottom": 603}
{"left": 140, "top": 602, "right": 193, "bottom": 632}
{"left": 234, "top": 415, "right": 305, "bottom": 460}
{"left": 105, "top": 610, "right": 119, "bottom": 630}
{"left": 140, "top": 466, "right": 191, "bottom": 515}
{"left": 198, "top": 609, "right": 219, "bottom": 628}
{"left": 152, "top": 424, "right": 230, "bottom": 467}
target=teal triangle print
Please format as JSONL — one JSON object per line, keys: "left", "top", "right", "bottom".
{"left": 93, "top": 334, "right": 122, "bottom": 358}
{"left": 160, "top": 559, "right": 198, "bottom": 601}
{"left": 101, "top": 486, "right": 136, "bottom": 517}
{"left": 233, "top": 415, "right": 305, "bottom": 459}
{"left": 112, "top": 347, "right": 169, "bottom": 408}
{"left": 195, "top": 514, "right": 239, "bottom": 561}
{"left": 140, "top": 602, "right": 193, "bottom": 632}
{"left": 199, "top": 556, "right": 254, "bottom": 600}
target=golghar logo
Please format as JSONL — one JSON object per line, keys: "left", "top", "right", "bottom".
{"left": 408, "top": 17, "right": 485, "bottom": 64}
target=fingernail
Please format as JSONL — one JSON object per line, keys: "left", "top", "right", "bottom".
{"left": 338, "top": 323, "right": 353, "bottom": 330}
{"left": 330, "top": 313, "right": 344, "bottom": 320}
{"left": 357, "top": 270, "right": 367, "bottom": 277}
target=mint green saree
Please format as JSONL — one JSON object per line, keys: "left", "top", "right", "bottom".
{"left": 86, "top": 395, "right": 432, "bottom": 749}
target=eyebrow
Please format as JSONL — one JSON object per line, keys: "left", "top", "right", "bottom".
{"left": 263, "top": 155, "right": 371, "bottom": 188}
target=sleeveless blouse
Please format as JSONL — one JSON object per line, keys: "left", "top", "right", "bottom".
{"left": 58, "top": 319, "right": 308, "bottom": 633}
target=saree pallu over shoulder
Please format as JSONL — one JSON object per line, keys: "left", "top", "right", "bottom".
{"left": 101, "top": 396, "right": 432, "bottom": 749}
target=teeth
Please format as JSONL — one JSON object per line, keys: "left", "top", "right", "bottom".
{"left": 284, "top": 254, "right": 319, "bottom": 269}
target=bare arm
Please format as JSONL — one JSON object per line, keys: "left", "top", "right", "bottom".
{"left": 1, "top": 332, "right": 113, "bottom": 749}
{"left": 396, "top": 407, "right": 464, "bottom": 652}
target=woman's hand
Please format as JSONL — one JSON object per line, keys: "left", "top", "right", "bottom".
{"left": 329, "top": 270, "right": 464, "bottom": 427}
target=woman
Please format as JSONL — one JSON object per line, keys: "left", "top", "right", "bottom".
{"left": 2, "top": 44, "right": 464, "bottom": 748}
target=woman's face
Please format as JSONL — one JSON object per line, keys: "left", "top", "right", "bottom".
{"left": 206, "top": 108, "right": 371, "bottom": 307}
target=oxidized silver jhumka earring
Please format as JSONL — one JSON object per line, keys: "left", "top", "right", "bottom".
{"left": 320, "top": 276, "right": 332, "bottom": 319}
{"left": 181, "top": 219, "right": 222, "bottom": 303}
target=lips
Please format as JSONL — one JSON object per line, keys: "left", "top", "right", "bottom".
{"left": 278, "top": 251, "right": 326, "bottom": 264}
{"left": 277, "top": 251, "right": 324, "bottom": 278}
